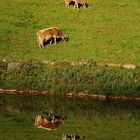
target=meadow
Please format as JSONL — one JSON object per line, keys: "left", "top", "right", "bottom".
{"left": 0, "top": 0, "right": 140, "bottom": 64}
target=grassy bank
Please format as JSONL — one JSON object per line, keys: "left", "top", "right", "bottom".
{"left": 0, "top": 61, "right": 140, "bottom": 97}
{"left": 0, "top": 0, "right": 140, "bottom": 63}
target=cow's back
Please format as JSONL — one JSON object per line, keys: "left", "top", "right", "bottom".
{"left": 74, "top": 0, "right": 87, "bottom": 4}
{"left": 41, "top": 27, "right": 60, "bottom": 36}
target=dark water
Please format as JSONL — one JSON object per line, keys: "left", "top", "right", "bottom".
{"left": 0, "top": 94, "right": 140, "bottom": 119}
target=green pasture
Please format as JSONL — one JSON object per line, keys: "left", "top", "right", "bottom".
{"left": 0, "top": 0, "right": 140, "bottom": 63}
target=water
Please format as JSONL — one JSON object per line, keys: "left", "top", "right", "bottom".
{"left": 0, "top": 94, "right": 140, "bottom": 140}
{"left": 0, "top": 94, "right": 140, "bottom": 119}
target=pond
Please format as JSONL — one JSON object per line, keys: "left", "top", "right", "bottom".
{"left": 0, "top": 94, "right": 140, "bottom": 140}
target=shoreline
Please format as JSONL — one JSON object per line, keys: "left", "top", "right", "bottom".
{"left": 0, "top": 88, "right": 140, "bottom": 102}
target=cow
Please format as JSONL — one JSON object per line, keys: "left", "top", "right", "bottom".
{"left": 37, "top": 27, "right": 68, "bottom": 48}
{"left": 65, "top": 0, "right": 88, "bottom": 9}
{"left": 62, "top": 134, "right": 85, "bottom": 140}
{"left": 35, "top": 114, "right": 65, "bottom": 131}
{"left": 74, "top": 0, "right": 88, "bottom": 9}
{"left": 73, "top": 134, "right": 85, "bottom": 140}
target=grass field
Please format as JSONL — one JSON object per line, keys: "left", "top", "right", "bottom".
{"left": 0, "top": 0, "right": 140, "bottom": 63}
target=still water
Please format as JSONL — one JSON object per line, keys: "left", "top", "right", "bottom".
{"left": 0, "top": 94, "right": 140, "bottom": 117}
{"left": 0, "top": 93, "right": 140, "bottom": 140}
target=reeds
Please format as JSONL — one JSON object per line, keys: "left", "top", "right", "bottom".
{"left": 0, "top": 61, "right": 140, "bottom": 97}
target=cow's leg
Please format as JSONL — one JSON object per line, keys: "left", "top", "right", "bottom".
{"left": 38, "top": 43, "right": 41, "bottom": 48}
{"left": 54, "top": 37, "right": 57, "bottom": 44}
{"left": 50, "top": 38, "right": 53, "bottom": 44}
{"left": 37, "top": 36, "right": 44, "bottom": 48}
{"left": 74, "top": 3, "right": 76, "bottom": 9}
{"left": 40, "top": 41, "right": 44, "bottom": 48}
{"left": 50, "top": 40, "right": 52, "bottom": 44}
{"left": 40, "top": 38, "right": 45, "bottom": 48}
{"left": 65, "top": 2, "right": 69, "bottom": 7}
{"left": 37, "top": 34, "right": 41, "bottom": 48}
{"left": 83, "top": 3, "right": 86, "bottom": 9}
{"left": 53, "top": 35, "right": 58, "bottom": 44}
{"left": 37, "top": 37, "right": 41, "bottom": 48}
{"left": 74, "top": 3, "right": 79, "bottom": 9}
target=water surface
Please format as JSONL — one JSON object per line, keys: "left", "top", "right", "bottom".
{"left": 0, "top": 94, "right": 140, "bottom": 140}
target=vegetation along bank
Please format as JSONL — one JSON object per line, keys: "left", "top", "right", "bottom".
{"left": 0, "top": 60, "right": 140, "bottom": 97}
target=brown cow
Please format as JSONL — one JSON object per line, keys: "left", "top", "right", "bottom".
{"left": 37, "top": 27, "right": 68, "bottom": 48}
{"left": 35, "top": 114, "right": 65, "bottom": 130}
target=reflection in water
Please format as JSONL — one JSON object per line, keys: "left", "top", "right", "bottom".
{"left": 0, "top": 93, "right": 140, "bottom": 119}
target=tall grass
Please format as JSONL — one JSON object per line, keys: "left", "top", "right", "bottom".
{"left": 0, "top": 61, "right": 140, "bottom": 96}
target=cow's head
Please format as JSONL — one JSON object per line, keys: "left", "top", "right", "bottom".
{"left": 63, "top": 36, "right": 69, "bottom": 42}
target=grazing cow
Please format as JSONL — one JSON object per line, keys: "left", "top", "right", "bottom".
{"left": 65, "top": 0, "right": 88, "bottom": 9}
{"left": 74, "top": 0, "right": 88, "bottom": 9}
{"left": 35, "top": 114, "right": 65, "bottom": 130}
{"left": 74, "top": 134, "right": 85, "bottom": 140}
{"left": 37, "top": 27, "right": 68, "bottom": 48}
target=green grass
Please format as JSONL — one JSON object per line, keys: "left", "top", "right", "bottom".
{"left": 0, "top": 0, "right": 140, "bottom": 63}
